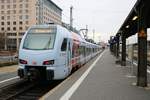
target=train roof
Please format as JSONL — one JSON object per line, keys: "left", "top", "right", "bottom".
{"left": 27, "top": 24, "right": 100, "bottom": 47}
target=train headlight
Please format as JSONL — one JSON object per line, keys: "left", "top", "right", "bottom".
{"left": 43, "top": 60, "right": 54, "bottom": 65}
{"left": 19, "top": 59, "right": 28, "bottom": 64}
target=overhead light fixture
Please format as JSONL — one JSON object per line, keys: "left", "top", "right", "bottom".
{"left": 126, "top": 25, "right": 130, "bottom": 29}
{"left": 132, "top": 16, "right": 138, "bottom": 21}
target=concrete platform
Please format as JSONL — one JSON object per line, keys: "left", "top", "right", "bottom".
{"left": 41, "top": 49, "right": 150, "bottom": 100}
{"left": 0, "top": 65, "right": 18, "bottom": 73}
{"left": 0, "top": 65, "right": 18, "bottom": 82}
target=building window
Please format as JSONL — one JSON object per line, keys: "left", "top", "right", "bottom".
{"left": 1, "top": 5, "right": 4, "bottom": 9}
{"left": 25, "top": 10, "right": 28, "bottom": 13}
{"left": 7, "top": 0, "right": 10, "bottom": 3}
{"left": 7, "top": 16, "right": 10, "bottom": 20}
{"left": 7, "top": 27, "right": 10, "bottom": 31}
{"left": 1, "top": 11, "right": 4, "bottom": 14}
{"left": 7, "top": 33, "right": 16, "bottom": 36}
{"left": 7, "top": 10, "right": 10, "bottom": 14}
{"left": 25, "top": 4, "right": 28, "bottom": 8}
{"left": 13, "top": 10, "right": 16, "bottom": 14}
{"left": 1, "top": 22, "right": 4, "bottom": 25}
{"left": 7, "top": 5, "right": 10, "bottom": 9}
{"left": 1, "top": 0, "right": 5, "bottom": 3}
{"left": 13, "top": 0, "right": 16, "bottom": 3}
{"left": 19, "top": 27, "right": 23, "bottom": 30}
{"left": 26, "top": 21, "right": 28, "bottom": 24}
{"left": 19, "top": 16, "right": 22, "bottom": 20}
{"left": 13, "top": 27, "right": 16, "bottom": 31}
{"left": 19, "top": 10, "right": 22, "bottom": 13}
{"left": 13, "top": 4, "right": 16, "bottom": 8}
{"left": 19, "top": 21, "right": 23, "bottom": 25}
{"left": 13, "top": 21, "right": 16, "bottom": 25}
{"left": 20, "top": 4, "right": 23, "bottom": 8}
{"left": 7, "top": 22, "right": 10, "bottom": 25}
{"left": 1, "top": 27, "right": 4, "bottom": 31}
{"left": 25, "top": 15, "right": 29, "bottom": 19}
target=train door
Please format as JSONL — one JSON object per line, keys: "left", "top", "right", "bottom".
{"left": 60, "top": 38, "right": 72, "bottom": 75}
{"left": 67, "top": 38, "right": 72, "bottom": 74}
{"left": 60, "top": 38, "right": 67, "bottom": 67}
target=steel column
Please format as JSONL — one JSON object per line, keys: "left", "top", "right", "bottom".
{"left": 121, "top": 33, "right": 126, "bottom": 66}
{"left": 137, "top": 0, "right": 148, "bottom": 87}
{"left": 116, "top": 36, "right": 120, "bottom": 58}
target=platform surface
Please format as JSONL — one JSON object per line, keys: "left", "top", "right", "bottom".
{"left": 41, "top": 49, "right": 150, "bottom": 100}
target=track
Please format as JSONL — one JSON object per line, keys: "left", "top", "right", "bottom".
{"left": 0, "top": 80, "right": 62, "bottom": 100}
{"left": 0, "top": 68, "right": 88, "bottom": 100}
{"left": 0, "top": 51, "right": 103, "bottom": 100}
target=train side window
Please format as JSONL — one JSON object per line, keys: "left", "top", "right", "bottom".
{"left": 61, "top": 38, "right": 67, "bottom": 51}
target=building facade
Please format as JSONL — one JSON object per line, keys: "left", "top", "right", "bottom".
{"left": 0, "top": 0, "right": 62, "bottom": 51}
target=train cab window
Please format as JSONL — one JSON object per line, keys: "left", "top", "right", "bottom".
{"left": 61, "top": 38, "right": 67, "bottom": 51}
{"left": 23, "top": 28, "right": 56, "bottom": 50}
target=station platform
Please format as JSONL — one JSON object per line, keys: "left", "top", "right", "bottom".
{"left": 41, "top": 49, "right": 150, "bottom": 100}
{"left": 0, "top": 65, "right": 17, "bottom": 73}
{"left": 0, "top": 65, "right": 17, "bottom": 82}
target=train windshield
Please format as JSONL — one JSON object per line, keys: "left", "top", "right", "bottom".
{"left": 23, "top": 28, "right": 56, "bottom": 50}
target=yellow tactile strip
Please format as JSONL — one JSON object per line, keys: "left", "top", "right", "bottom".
{"left": 0, "top": 65, "right": 18, "bottom": 73}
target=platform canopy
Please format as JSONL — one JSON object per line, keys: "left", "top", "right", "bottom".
{"left": 116, "top": 0, "right": 150, "bottom": 38}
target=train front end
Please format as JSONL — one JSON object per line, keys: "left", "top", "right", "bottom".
{"left": 18, "top": 25, "right": 57, "bottom": 81}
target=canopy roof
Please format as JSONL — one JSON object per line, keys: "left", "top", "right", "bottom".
{"left": 116, "top": 0, "right": 150, "bottom": 38}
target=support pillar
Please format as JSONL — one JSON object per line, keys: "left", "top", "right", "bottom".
{"left": 115, "top": 36, "right": 121, "bottom": 64}
{"left": 109, "top": 36, "right": 113, "bottom": 53}
{"left": 137, "top": 0, "right": 148, "bottom": 87}
{"left": 115, "top": 43, "right": 117, "bottom": 57}
{"left": 113, "top": 43, "right": 116, "bottom": 55}
{"left": 121, "top": 33, "right": 126, "bottom": 66}
{"left": 116, "top": 36, "right": 120, "bottom": 59}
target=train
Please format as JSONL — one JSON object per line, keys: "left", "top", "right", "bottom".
{"left": 18, "top": 24, "right": 101, "bottom": 81}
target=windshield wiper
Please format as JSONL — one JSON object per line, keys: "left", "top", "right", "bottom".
{"left": 44, "top": 37, "right": 51, "bottom": 49}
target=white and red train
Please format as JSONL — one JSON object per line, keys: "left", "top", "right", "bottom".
{"left": 18, "top": 24, "right": 101, "bottom": 80}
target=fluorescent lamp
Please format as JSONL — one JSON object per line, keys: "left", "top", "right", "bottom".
{"left": 132, "top": 16, "right": 138, "bottom": 21}
{"left": 126, "top": 25, "right": 130, "bottom": 28}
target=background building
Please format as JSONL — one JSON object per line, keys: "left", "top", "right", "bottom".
{"left": 0, "top": 0, "right": 62, "bottom": 51}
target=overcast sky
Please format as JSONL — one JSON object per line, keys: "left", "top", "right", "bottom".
{"left": 53, "top": 0, "right": 137, "bottom": 43}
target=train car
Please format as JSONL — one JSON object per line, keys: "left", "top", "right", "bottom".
{"left": 18, "top": 24, "right": 100, "bottom": 81}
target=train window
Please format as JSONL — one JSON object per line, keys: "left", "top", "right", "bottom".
{"left": 23, "top": 28, "right": 56, "bottom": 50}
{"left": 61, "top": 38, "right": 67, "bottom": 51}
{"left": 68, "top": 42, "right": 71, "bottom": 51}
